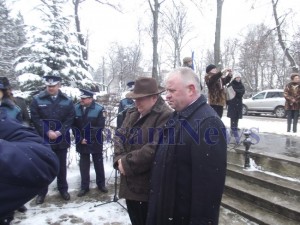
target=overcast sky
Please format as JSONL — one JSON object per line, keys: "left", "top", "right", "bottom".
{"left": 10, "top": 0, "right": 300, "bottom": 68}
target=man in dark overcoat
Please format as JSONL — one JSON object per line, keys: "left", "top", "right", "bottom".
{"left": 147, "top": 67, "right": 227, "bottom": 225}
{"left": 113, "top": 77, "right": 172, "bottom": 225}
{"left": 30, "top": 75, "right": 75, "bottom": 204}
{"left": 73, "top": 89, "right": 108, "bottom": 197}
{"left": 0, "top": 109, "right": 59, "bottom": 225}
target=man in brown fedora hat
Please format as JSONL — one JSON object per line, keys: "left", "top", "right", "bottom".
{"left": 113, "top": 77, "right": 172, "bottom": 225}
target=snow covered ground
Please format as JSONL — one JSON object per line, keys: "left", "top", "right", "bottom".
{"left": 11, "top": 115, "right": 299, "bottom": 225}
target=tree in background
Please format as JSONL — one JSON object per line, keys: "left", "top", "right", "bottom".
{"left": 14, "top": 0, "right": 94, "bottom": 91}
{"left": 148, "top": 0, "right": 166, "bottom": 80}
{"left": 0, "top": 0, "right": 26, "bottom": 87}
{"left": 162, "top": 1, "right": 193, "bottom": 68}
{"left": 271, "top": 0, "right": 298, "bottom": 73}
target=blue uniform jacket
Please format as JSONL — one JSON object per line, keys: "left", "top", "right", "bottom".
{"left": 0, "top": 98, "right": 22, "bottom": 122}
{"left": 0, "top": 109, "right": 59, "bottom": 219}
{"left": 30, "top": 90, "right": 75, "bottom": 149}
{"left": 73, "top": 101, "right": 106, "bottom": 154}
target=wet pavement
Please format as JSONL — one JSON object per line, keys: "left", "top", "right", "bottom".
{"left": 229, "top": 131, "right": 300, "bottom": 159}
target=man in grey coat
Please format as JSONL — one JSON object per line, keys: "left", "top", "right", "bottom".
{"left": 113, "top": 77, "right": 172, "bottom": 225}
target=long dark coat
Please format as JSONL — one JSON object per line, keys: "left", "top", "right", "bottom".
{"left": 73, "top": 100, "right": 106, "bottom": 154}
{"left": 30, "top": 90, "right": 75, "bottom": 149}
{"left": 227, "top": 80, "right": 245, "bottom": 119}
{"left": 146, "top": 95, "right": 227, "bottom": 225}
{"left": 284, "top": 82, "right": 300, "bottom": 110}
{"left": 113, "top": 96, "right": 172, "bottom": 202}
{"left": 0, "top": 109, "right": 59, "bottom": 220}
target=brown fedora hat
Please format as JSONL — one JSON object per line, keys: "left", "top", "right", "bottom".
{"left": 126, "top": 77, "right": 165, "bottom": 99}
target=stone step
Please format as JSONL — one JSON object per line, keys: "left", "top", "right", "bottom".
{"left": 224, "top": 164, "right": 300, "bottom": 222}
{"left": 221, "top": 194, "right": 299, "bottom": 225}
{"left": 227, "top": 144, "right": 300, "bottom": 179}
{"left": 226, "top": 163, "right": 300, "bottom": 197}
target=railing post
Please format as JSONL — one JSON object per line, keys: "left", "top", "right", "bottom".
{"left": 243, "top": 130, "right": 252, "bottom": 169}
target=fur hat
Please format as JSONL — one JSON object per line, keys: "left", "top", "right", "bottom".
{"left": 206, "top": 64, "right": 216, "bottom": 73}
{"left": 125, "top": 77, "right": 165, "bottom": 99}
{"left": 290, "top": 73, "right": 300, "bottom": 81}
{"left": 183, "top": 57, "right": 192, "bottom": 64}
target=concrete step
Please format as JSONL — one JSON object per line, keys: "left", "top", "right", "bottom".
{"left": 227, "top": 144, "right": 300, "bottom": 179}
{"left": 226, "top": 163, "right": 300, "bottom": 198}
{"left": 222, "top": 194, "right": 299, "bottom": 225}
{"left": 223, "top": 164, "right": 300, "bottom": 224}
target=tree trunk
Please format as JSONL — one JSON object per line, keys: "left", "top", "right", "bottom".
{"left": 148, "top": 0, "right": 165, "bottom": 80}
{"left": 214, "top": 0, "right": 224, "bottom": 68}
{"left": 271, "top": 0, "right": 298, "bottom": 72}
{"left": 73, "top": 0, "right": 88, "bottom": 69}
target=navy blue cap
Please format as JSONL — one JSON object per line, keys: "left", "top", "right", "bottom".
{"left": 43, "top": 75, "right": 62, "bottom": 86}
{"left": 79, "top": 88, "right": 94, "bottom": 98}
{"left": 127, "top": 81, "right": 135, "bottom": 87}
{"left": 0, "top": 82, "right": 5, "bottom": 89}
{"left": 0, "top": 77, "right": 10, "bottom": 88}
{"left": 127, "top": 81, "right": 135, "bottom": 91}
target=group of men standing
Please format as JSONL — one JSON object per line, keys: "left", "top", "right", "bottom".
{"left": 113, "top": 67, "right": 227, "bottom": 225}
{"left": 1, "top": 63, "right": 229, "bottom": 225}
{"left": 29, "top": 75, "right": 108, "bottom": 204}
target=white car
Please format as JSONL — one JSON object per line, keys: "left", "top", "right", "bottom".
{"left": 242, "top": 89, "right": 286, "bottom": 118}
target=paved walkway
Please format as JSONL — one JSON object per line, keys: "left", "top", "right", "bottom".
{"left": 228, "top": 131, "right": 300, "bottom": 159}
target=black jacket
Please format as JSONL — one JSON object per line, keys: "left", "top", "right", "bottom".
{"left": 30, "top": 90, "right": 75, "bottom": 149}
{"left": 147, "top": 95, "right": 227, "bottom": 225}
{"left": 227, "top": 80, "right": 245, "bottom": 119}
{"left": 0, "top": 109, "right": 59, "bottom": 219}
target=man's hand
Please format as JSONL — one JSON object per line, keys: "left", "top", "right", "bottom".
{"left": 118, "top": 158, "right": 126, "bottom": 175}
{"left": 47, "top": 130, "right": 58, "bottom": 140}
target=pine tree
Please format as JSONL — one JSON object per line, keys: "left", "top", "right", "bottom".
{"left": 15, "top": 0, "right": 94, "bottom": 91}
{"left": 0, "top": 0, "right": 26, "bottom": 87}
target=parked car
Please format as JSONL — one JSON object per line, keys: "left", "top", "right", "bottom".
{"left": 242, "top": 89, "right": 286, "bottom": 118}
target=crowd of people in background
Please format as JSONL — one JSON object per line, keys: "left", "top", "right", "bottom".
{"left": 0, "top": 59, "right": 299, "bottom": 225}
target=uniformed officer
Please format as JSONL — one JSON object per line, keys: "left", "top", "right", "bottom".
{"left": 30, "top": 75, "right": 75, "bottom": 204}
{"left": 73, "top": 89, "right": 108, "bottom": 197}
{"left": 116, "top": 81, "right": 135, "bottom": 128}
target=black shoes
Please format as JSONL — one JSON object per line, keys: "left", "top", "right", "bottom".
{"left": 77, "top": 189, "right": 89, "bottom": 197}
{"left": 60, "top": 191, "right": 70, "bottom": 200}
{"left": 35, "top": 195, "right": 45, "bottom": 204}
{"left": 98, "top": 186, "right": 108, "bottom": 193}
{"left": 17, "top": 205, "right": 27, "bottom": 213}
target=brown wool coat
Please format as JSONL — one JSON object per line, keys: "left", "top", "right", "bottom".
{"left": 113, "top": 96, "right": 172, "bottom": 202}
{"left": 205, "top": 71, "right": 232, "bottom": 106}
{"left": 284, "top": 82, "right": 300, "bottom": 110}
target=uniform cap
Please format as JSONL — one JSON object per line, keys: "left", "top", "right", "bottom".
{"left": 43, "top": 75, "right": 62, "bottom": 86}
{"left": 79, "top": 88, "right": 94, "bottom": 98}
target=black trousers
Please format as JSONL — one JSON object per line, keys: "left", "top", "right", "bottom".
{"left": 126, "top": 200, "right": 148, "bottom": 225}
{"left": 230, "top": 118, "right": 239, "bottom": 129}
{"left": 210, "top": 105, "right": 223, "bottom": 118}
{"left": 38, "top": 148, "right": 68, "bottom": 196}
{"left": 79, "top": 152, "right": 105, "bottom": 190}
{"left": 287, "top": 110, "right": 299, "bottom": 132}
